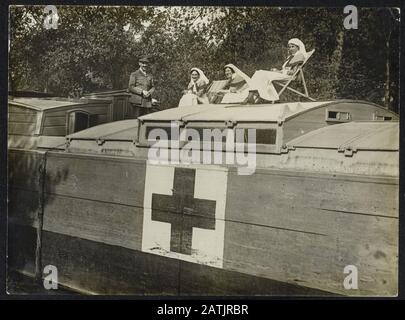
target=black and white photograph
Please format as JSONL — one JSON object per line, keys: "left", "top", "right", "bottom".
{"left": 5, "top": 4, "right": 400, "bottom": 298}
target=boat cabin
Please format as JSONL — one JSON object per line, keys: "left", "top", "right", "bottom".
{"left": 136, "top": 100, "right": 398, "bottom": 154}
{"left": 83, "top": 89, "right": 161, "bottom": 120}
{"left": 83, "top": 89, "right": 131, "bottom": 121}
{"left": 65, "top": 100, "right": 397, "bottom": 156}
{"left": 8, "top": 96, "right": 114, "bottom": 149}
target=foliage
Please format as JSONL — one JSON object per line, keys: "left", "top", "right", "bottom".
{"left": 9, "top": 6, "right": 399, "bottom": 112}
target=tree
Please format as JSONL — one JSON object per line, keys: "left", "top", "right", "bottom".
{"left": 9, "top": 6, "right": 400, "bottom": 112}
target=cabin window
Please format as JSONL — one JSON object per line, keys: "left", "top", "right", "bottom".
{"left": 145, "top": 126, "right": 172, "bottom": 141}
{"left": 374, "top": 114, "right": 392, "bottom": 121}
{"left": 140, "top": 122, "right": 279, "bottom": 152}
{"left": 67, "top": 111, "right": 92, "bottom": 134}
{"left": 185, "top": 127, "right": 228, "bottom": 143}
{"left": 328, "top": 111, "right": 338, "bottom": 119}
{"left": 241, "top": 128, "right": 277, "bottom": 145}
{"left": 326, "top": 110, "right": 351, "bottom": 122}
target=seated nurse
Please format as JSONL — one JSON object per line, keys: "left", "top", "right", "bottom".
{"left": 210, "top": 64, "right": 251, "bottom": 104}
{"left": 246, "top": 38, "right": 308, "bottom": 103}
{"left": 221, "top": 64, "right": 251, "bottom": 103}
{"left": 178, "top": 67, "right": 210, "bottom": 107}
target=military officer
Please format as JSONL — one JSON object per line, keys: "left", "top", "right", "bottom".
{"left": 128, "top": 57, "right": 155, "bottom": 118}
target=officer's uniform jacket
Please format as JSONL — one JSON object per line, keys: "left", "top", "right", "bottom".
{"left": 128, "top": 69, "right": 155, "bottom": 108}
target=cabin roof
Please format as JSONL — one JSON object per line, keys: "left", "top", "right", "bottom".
{"left": 139, "top": 100, "right": 388, "bottom": 123}
{"left": 9, "top": 97, "right": 83, "bottom": 111}
{"left": 287, "top": 121, "right": 399, "bottom": 151}
{"left": 139, "top": 101, "right": 328, "bottom": 122}
{"left": 140, "top": 104, "right": 218, "bottom": 121}
{"left": 8, "top": 91, "right": 57, "bottom": 98}
{"left": 66, "top": 119, "right": 399, "bottom": 153}
{"left": 67, "top": 119, "right": 139, "bottom": 141}
{"left": 84, "top": 89, "right": 129, "bottom": 97}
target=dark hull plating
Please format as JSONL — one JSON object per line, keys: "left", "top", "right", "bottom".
{"left": 8, "top": 148, "right": 398, "bottom": 296}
